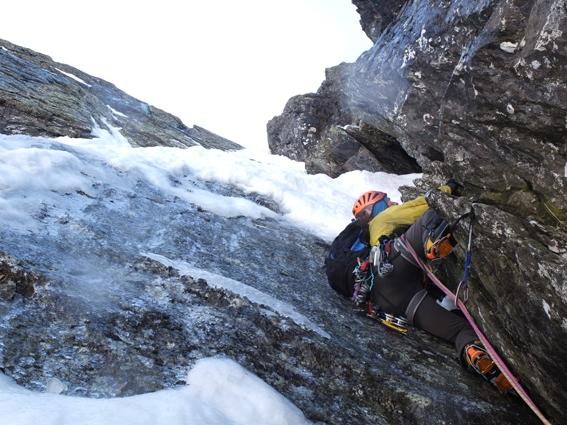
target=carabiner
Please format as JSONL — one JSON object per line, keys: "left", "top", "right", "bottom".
{"left": 455, "top": 280, "right": 468, "bottom": 305}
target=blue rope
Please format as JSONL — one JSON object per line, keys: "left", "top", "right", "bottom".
{"left": 461, "top": 249, "right": 472, "bottom": 288}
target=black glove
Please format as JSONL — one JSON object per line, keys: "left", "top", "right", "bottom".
{"left": 445, "top": 177, "right": 461, "bottom": 193}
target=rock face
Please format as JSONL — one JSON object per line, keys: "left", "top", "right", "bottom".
{"left": 0, "top": 137, "right": 541, "bottom": 425}
{"left": 267, "top": 63, "right": 422, "bottom": 177}
{"left": 0, "top": 19, "right": 562, "bottom": 425}
{"left": 0, "top": 39, "right": 243, "bottom": 152}
{"left": 268, "top": 0, "right": 567, "bottom": 423}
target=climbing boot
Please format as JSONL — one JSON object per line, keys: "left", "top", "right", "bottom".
{"left": 463, "top": 342, "right": 513, "bottom": 393}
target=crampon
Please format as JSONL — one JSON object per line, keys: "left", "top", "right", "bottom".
{"left": 464, "top": 343, "right": 514, "bottom": 394}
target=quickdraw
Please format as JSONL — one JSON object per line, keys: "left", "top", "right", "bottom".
{"left": 370, "top": 239, "right": 394, "bottom": 278}
{"left": 351, "top": 258, "right": 374, "bottom": 304}
{"left": 352, "top": 250, "right": 407, "bottom": 333}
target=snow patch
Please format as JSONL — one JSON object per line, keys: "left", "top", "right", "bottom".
{"left": 500, "top": 42, "right": 517, "bottom": 53}
{"left": 0, "top": 358, "right": 312, "bottom": 425}
{"left": 0, "top": 130, "right": 419, "bottom": 243}
{"left": 186, "top": 358, "right": 311, "bottom": 425}
{"left": 402, "top": 45, "right": 416, "bottom": 68}
{"left": 107, "top": 105, "right": 128, "bottom": 118}
{"left": 55, "top": 68, "right": 92, "bottom": 87}
{"left": 542, "top": 299, "right": 552, "bottom": 319}
{"left": 423, "top": 113, "right": 434, "bottom": 124}
{"left": 46, "top": 377, "right": 68, "bottom": 395}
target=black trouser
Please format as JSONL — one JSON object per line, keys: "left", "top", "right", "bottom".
{"left": 371, "top": 209, "right": 477, "bottom": 355}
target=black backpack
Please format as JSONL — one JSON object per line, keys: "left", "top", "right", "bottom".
{"left": 324, "top": 220, "right": 371, "bottom": 298}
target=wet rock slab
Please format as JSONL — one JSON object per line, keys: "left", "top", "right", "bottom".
{"left": 0, "top": 175, "right": 539, "bottom": 424}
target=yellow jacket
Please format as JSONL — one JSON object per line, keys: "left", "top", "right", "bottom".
{"left": 368, "top": 186, "right": 452, "bottom": 246}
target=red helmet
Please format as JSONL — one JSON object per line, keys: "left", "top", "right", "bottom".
{"left": 352, "top": 191, "right": 386, "bottom": 218}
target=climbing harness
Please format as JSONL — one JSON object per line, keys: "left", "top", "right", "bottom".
{"left": 404, "top": 288, "right": 428, "bottom": 327}
{"left": 397, "top": 208, "right": 552, "bottom": 425}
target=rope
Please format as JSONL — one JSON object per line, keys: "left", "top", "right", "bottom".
{"left": 398, "top": 235, "right": 552, "bottom": 425}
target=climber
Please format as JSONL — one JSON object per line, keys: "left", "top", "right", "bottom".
{"left": 350, "top": 182, "right": 512, "bottom": 393}
{"left": 351, "top": 191, "right": 399, "bottom": 224}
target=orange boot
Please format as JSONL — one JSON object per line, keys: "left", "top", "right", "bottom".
{"left": 463, "top": 342, "right": 513, "bottom": 393}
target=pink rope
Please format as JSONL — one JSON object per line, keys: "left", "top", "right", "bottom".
{"left": 399, "top": 236, "right": 552, "bottom": 425}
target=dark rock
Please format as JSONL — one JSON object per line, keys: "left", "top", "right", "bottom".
{"left": 0, "top": 33, "right": 552, "bottom": 425}
{"left": 270, "top": 1, "right": 567, "bottom": 423}
{"left": 0, "top": 38, "right": 243, "bottom": 152}
{"left": 352, "top": 0, "right": 407, "bottom": 43}
{"left": 0, "top": 253, "right": 45, "bottom": 301}
{"left": 267, "top": 64, "right": 422, "bottom": 177}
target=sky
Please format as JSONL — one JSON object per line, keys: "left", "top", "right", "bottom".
{"left": 0, "top": 124, "right": 419, "bottom": 425}
{"left": 1, "top": 0, "right": 373, "bottom": 152}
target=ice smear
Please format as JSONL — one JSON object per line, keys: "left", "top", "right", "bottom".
{"left": 145, "top": 253, "right": 331, "bottom": 339}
